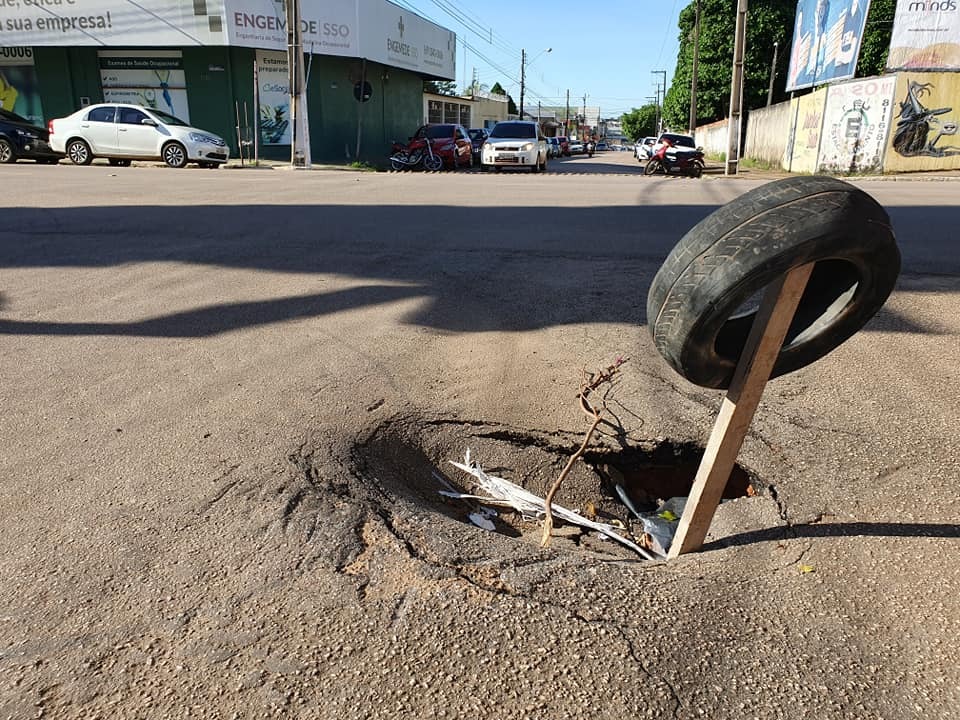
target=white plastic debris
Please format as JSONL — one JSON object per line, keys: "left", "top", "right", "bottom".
{"left": 442, "top": 450, "right": 660, "bottom": 560}
{"left": 468, "top": 512, "right": 496, "bottom": 531}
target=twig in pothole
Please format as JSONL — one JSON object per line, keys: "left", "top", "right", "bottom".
{"left": 541, "top": 357, "right": 628, "bottom": 548}
{"left": 444, "top": 450, "right": 657, "bottom": 559}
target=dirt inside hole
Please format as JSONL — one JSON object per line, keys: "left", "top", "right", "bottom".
{"left": 353, "top": 418, "right": 760, "bottom": 560}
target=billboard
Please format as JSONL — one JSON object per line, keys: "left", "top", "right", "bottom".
{"left": 782, "top": 86, "right": 828, "bottom": 172}
{"left": 818, "top": 75, "right": 896, "bottom": 173}
{"left": 883, "top": 72, "right": 960, "bottom": 172}
{"left": 786, "top": 0, "right": 872, "bottom": 91}
{"left": 255, "top": 50, "right": 290, "bottom": 145}
{"left": 0, "top": 47, "right": 44, "bottom": 125}
{"left": 887, "top": 2, "right": 960, "bottom": 71}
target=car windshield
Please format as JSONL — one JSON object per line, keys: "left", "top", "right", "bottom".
{"left": 0, "top": 108, "right": 30, "bottom": 124}
{"left": 468, "top": 129, "right": 485, "bottom": 141}
{"left": 662, "top": 134, "right": 695, "bottom": 148}
{"left": 149, "top": 109, "right": 189, "bottom": 126}
{"left": 490, "top": 123, "right": 536, "bottom": 139}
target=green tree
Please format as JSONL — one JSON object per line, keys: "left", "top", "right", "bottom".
{"left": 663, "top": 0, "right": 797, "bottom": 130}
{"left": 857, "top": 0, "right": 895, "bottom": 76}
{"left": 621, "top": 105, "right": 659, "bottom": 140}
{"left": 424, "top": 80, "right": 458, "bottom": 96}
{"left": 490, "top": 82, "right": 518, "bottom": 115}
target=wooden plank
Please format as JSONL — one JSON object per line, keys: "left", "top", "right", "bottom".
{"left": 668, "top": 262, "right": 815, "bottom": 558}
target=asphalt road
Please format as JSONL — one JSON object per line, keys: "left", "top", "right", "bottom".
{"left": 1, "top": 155, "right": 959, "bottom": 719}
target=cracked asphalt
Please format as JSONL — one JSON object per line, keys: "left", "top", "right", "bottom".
{"left": 1, "top": 156, "right": 958, "bottom": 719}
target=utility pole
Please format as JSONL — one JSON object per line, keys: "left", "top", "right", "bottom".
{"left": 565, "top": 89, "right": 570, "bottom": 135}
{"left": 519, "top": 48, "right": 526, "bottom": 117}
{"left": 582, "top": 93, "right": 587, "bottom": 136}
{"left": 652, "top": 70, "right": 666, "bottom": 133}
{"left": 726, "top": 0, "right": 748, "bottom": 175}
{"left": 284, "top": 0, "right": 310, "bottom": 167}
{"left": 689, "top": 0, "right": 700, "bottom": 135}
{"left": 767, "top": 41, "right": 779, "bottom": 107}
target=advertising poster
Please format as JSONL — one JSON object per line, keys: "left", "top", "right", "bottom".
{"left": 256, "top": 49, "right": 290, "bottom": 145}
{"left": 0, "top": 0, "right": 226, "bottom": 46}
{"left": 884, "top": 72, "right": 960, "bottom": 172}
{"left": 887, "top": 2, "right": 960, "bottom": 71}
{"left": 98, "top": 50, "right": 190, "bottom": 122}
{"left": 786, "top": 0, "right": 871, "bottom": 91}
{"left": 818, "top": 75, "right": 896, "bottom": 173}
{"left": 0, "top": 47, "right": 44, "bottom": 125}
{"left": 785, "top": 87, "right": 828, "bottom": 172}
{"left": 227, "top": 0, "right": 359, "bottom": 58}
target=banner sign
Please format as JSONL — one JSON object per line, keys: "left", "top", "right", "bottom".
{"left": 783, "top": 87, "right": 828, "bottom": 172}
{"left": 887, "top": 2, "right": 960, "bottom": 71}
{"left": 818, "top": 75, "right": 896, "bottom": 173}
{"left": 0, "top": 47, "right": 43, "bottom": 125}
{"left": 255, "top": 49, "right": 289, "bottom": 145}
{"left": 99, "top": 50, "right": 189, "bottom": 121}
{"left": 0, "top": 0, "right": 454, "bottom": 79}
{"left": 786, "top": 0, "right": 871, "bottom": 91}
{"left": 0, "top": 0, "right": 227, "bottom": 47}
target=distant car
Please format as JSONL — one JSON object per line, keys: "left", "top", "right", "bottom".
{"left": 412, "top": 123, "right": 472, "bottom": 169}
{"left": 595, "top": 141, "right": 608, "bottom": 151}
{"left": 568, "top": 139, "right": 584, "bottom": 154}
{"left": 649, "top": 132, "right": 697, "bottom": 158}
{"left": 546, "top": 137, "right": 562, "bottom": 158}
{"left": 467, "top": 127, "right": 489, "bottom": 163}
{"left": 555, "top": 135, "right": 571, "bottom": 156}
{"left": 480, "top": 120, "right": 548, "bottom": 173}
{"left": 49, "top": 103, "right": 229, "bottom": 168}
{"left": 0, "top": 107, "right": 61, "bottom": 164}
{"left": 635, "top": 136, "right": 657, "bottom": 161}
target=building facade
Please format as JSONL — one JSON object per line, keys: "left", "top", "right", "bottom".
{"left": 0, "top": 0, "right": 456, "bottom": 164}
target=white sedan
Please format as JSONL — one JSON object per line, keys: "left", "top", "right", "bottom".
{"left": 49, "top": 103, "right": 230, "bottom": 168}
{"left": 480, "top": 120, "right": 548, "bottom": 173}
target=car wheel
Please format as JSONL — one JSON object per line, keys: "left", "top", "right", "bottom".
{"left": 66, "top": 139, "right": 93, "bottom": 166}
{"left": 162, "top": 142, "right": 188, "bottom": 168}
{"left": 690, "top": 159, "right": 704, "bottom": 178}
{"left": 0, "top": 139, "right": 16, "bottom": 164}
{"left": 646, "top": 176, "right": 900, "bottom": 389}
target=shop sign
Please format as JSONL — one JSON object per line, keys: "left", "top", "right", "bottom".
{"left": 98, "top": 50, "right": 190, "bottom": 122}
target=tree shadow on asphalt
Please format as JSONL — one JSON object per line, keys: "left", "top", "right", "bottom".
{"left": 0, "top": 204, "right": 954, "bottom": 337}
{"left": 704, "top": 521, "right": 960, "bottom": 552}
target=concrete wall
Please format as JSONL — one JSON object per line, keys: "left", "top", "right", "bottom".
{"left": 744, "top": 101, "right": 792, "bottom": 166}
{"left": 694, "top": 118, "right": 729, "bottom": 158}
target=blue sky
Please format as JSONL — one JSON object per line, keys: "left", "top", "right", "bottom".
{"left": 394, "top": 0, "right": 687, "bottom": 117}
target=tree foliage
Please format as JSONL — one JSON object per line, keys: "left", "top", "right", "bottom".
{"left": 620, "top": 105, "right": 659, "bottom": 140}
{"left": 424, "top": 80, "right": 458, "bottom": 96}
{"left": 663, "top": 0, "right": 895, "bottom": 131}
{"left": 490, "top": 82, "right": 518, "bottom": 115}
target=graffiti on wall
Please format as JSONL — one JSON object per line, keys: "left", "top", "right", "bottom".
{"left": 885, "top": 73, "right": 960, "bottom": 172}
{"left": 819, "top": 76, "right": 896, "bottom": 174}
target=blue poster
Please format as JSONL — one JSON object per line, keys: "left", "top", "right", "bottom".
{"left": 786, "top": 0, "right": 872, "bottom": 92}
{"left": 0, "top": 48, "right": 44, "bottom": 126}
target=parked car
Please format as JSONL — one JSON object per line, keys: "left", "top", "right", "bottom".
{"left": 635, "top": 136, "right": 657, "bottom": 161}
{"left": 649, "top": 132, "right": 697, "bottom": 158}
{"left": 546, "top": 137, "right": 562, "bottom": 158}
{"left": 0, "top": 108, "right": 61, "bottom": 164}
{"left": 467, "top": 127, "right": 489, "bottom": 163}
{"left": 555, "top": 135, "right": 571, "bottom": 156}
{"left": 568, "top": 139, "right": 584, "bottom": 154}
{"left": 411, "top": 123, "right": 472, "bottom": 170}
{"left": 49, "top": 103, "right": 229, "bottom": 168}
{"left": 595, "top": 141, "right": 609, "bottom": 152}
{"left": 480, "top": 120, "right": 549, "bottom": 173}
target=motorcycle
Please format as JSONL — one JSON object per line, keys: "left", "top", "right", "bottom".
{"left": 389, "top": 136, "right": 443, "bottom": 171}
{"left": 586, "top": 140, "right": 595, "bottom": 158}
{"left": 644, "top": 140, "right": 705, "bottom": 178}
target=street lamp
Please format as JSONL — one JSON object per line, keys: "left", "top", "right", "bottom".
{"left": 520, "top": 47, "right": 551, "bottom": 118}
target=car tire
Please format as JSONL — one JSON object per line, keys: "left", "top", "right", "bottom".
{"left": 66, "top": 139, "right": 93, "bottom": 166}
{"left": 646, "top": 176, "right": 900, "bottom": 389}
{"left": 690, "top": 159, "right": 704, "bottom": 178}
{"left": 162, "top": 142, "right": 188, "bottom": 168}
{"left": 0, "top": 138, "right": 16, "bottom": 163}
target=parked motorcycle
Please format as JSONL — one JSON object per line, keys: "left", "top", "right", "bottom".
{"left": 644, "top": 139, "right": 705, "bottom": 177}
{"left": 389, "top": 136, "right": 443, "bottom": 171}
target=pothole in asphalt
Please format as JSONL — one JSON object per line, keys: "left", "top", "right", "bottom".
{"left": 352, "top": 417, "right": 759, "bottom": 560}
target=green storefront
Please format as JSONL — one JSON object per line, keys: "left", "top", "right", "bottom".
{"left": 0, "top": 0, "right": 456, "bottom": 165}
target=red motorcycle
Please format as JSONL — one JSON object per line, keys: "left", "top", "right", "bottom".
{"left": 644, "top": 138, "right": 705, "bottom": 178}
{"left": 389, "top": 136, "right": 443, "bottom": 171}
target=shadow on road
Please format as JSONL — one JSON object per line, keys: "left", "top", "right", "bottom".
{"left": 0, "top": 204, "right": 955, "bottom": 338}
{"left": 704, "top": 521, "right": 960, "bottom": 552}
